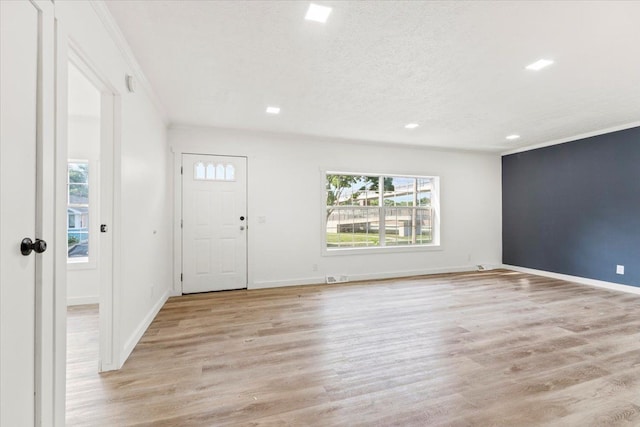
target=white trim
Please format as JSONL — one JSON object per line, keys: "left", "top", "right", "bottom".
{"left": 172, "top": 149, "right": 182, "bottom": 294}
{"left": 88, "top": 1, "right": 169, "bottom": 124}
{"left": 503, "top": 265, "right": 640, "bottom": 296}
{"left": 118, "top": 288, "right": 171, "bottom": 369}
{"left": 324, "top": 244, "right": 443, "bottom": 256}
{"left": 501, "top": 121, "right": 640, "bottom": 156}
{"left": 66, "top": 296, "right": 99, "bottom": 306}
{"left": 250, "top": 265, "right": 480, "bottom": 290}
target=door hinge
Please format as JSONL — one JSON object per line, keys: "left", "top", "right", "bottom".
{"left": 180, "top": 273, "right": 183, "bottom": 282}
{"left": 180, "top": 219, "right": 183, "bottom": 228}
{"left": 180, "top": 166, "right": 183, "bottom": 174}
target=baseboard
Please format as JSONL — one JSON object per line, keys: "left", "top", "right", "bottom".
{"left": 250, "top": 277, "right": 325, "bottom": 289}
{"left": 67, "top": 295, "right": 99, "bottom": 306}
{"left": 503, "top": 264, "right": 640, "bottom": 296}
{"left": 119, "top": 288, "right": 171, "bottom": 368}
{"left": 250, "top": 265, "right": 485, "bottom": 290}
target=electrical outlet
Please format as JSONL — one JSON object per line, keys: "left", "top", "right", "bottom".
{"left": 326, "top": 275, "right": 348, "bottom": 284}
{"left": 616, "top": 265, "right": 624, "bottom": 275}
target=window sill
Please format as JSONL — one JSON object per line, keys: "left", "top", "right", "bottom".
{"left": 67, "top": 258, "right": 97, "bottom": 270}
{"left": 322, "top": 243, "right": 442, "bottom": 257}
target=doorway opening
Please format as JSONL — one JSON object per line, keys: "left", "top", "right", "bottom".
{"left": 65, "top": 50, "right": 117, "bottom": 419}
{"left": 65, "top": 59, "right": 101, "bottom": 415}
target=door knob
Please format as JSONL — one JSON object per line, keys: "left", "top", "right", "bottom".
{"left": 21, "top": 238, "right": 47, "bottom": 256}
{"left": 240, "top": 216, "right": 245, "bottom": 221}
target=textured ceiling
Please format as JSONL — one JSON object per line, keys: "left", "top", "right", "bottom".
{"left": 104, "top": 0, "right": 640, "bottom": 152}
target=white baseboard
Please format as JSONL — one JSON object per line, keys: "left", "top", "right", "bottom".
{"left": 67, "top": 295, "right": 99, "bottom": 306}
{"left": 119, "top": 288, "right": 171, "bottom": 367}
{"left": 250, "top": 265, "right": 485, "bottom": 290}
{"left": 503, "top": 264, "right": 640, "bottom": 296}
{"left": 250, "top": 277, "right": 325, "bottom": 289}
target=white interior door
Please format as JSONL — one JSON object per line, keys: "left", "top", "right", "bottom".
{"left": 0, "top": 0, "right": 40, "bottom": 424}
{"left": 182, "top": 154, "right": 247, "bottom": 293}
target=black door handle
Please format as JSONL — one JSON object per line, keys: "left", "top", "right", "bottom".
{"left": 21, "top": 238, "right": 47, "bottom": 256}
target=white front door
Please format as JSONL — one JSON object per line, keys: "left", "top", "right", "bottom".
{"left": 182, "top": 154, "right": 247, "bottom": 293}
{"left": 0, "top": 0, "right": 42, "bottom": 424}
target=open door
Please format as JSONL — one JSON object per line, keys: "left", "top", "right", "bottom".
{"left": 0, "top": 0, "right": 55, "bottom": 424}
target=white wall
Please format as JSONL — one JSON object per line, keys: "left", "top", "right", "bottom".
{"left": 170, "top": 126, "right": 502, "bottom": 289}
{"left": 67, "top": 116, "right": 100, "bottom": 305}
{"left": 56, "top": 1, "right": 173, "bottom": 366}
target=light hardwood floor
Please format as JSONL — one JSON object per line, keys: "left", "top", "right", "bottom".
{"left": 66, "top": 270, "right": 640, "bottom": 426}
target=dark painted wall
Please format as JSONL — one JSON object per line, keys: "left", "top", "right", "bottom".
{"left": 502, "top": 126, "right": 640, "bottom": 287}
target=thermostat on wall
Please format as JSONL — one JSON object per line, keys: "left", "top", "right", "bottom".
{"left": 125, "top": 74, "right": 136, "bottom": 93}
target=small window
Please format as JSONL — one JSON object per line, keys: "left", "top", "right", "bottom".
{"left": 225, "top": 164, "right": 235, "bottom": 181}
{"left": 205, "top": 163, "right": 215, "bottom": 180}
{"left": 194, "top": 162, "right": 205, "bottom": 180}
{"left": 325, "top": 173, "right": 439, "bottom": 251}
{"left": 67, "top": 162, "right": 90, "bottom": 261}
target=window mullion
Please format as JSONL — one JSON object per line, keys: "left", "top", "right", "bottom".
{"left": 378, "top": 176, "right": 385, "bottom": 246}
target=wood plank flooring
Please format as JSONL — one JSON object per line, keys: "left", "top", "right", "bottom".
{"left": 66, "top": 270, "right": 640, "bottom": 426}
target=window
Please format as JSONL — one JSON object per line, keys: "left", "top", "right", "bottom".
{"left": 325, "top": 173, "right": 439, "bottom": 251}
{"left": 193, "top": 161, "right": 235, "bottom": 181}
{"left": 67, "top": 161, "right": 89, "bottom": 262}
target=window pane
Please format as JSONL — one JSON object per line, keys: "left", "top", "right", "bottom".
{"left": 205, "top": 163, "right": 215, "bottom": 180}
{"left": 417, "top": 178, "right": 433, "bottom": 207}
{"left": 216, "top": 164, "right": 225, "bottom": 180}
{"left": 383, "top": 177, "right": 415, "bottom": 207}
{"left": 326, "top": 174, "right": 379, "bottom": 207}
{"left": 68, "top": 163, "right": 88, "bottom": 183}
{"left": 225, "top": 164, "right": 235, "bottom": 181}
{"left": 68, "top": 161, "right": 90, "bottom": 261}
{"left": 416, "top": 208, "right": 433, "bottom": 244}
{"left": 194, "top": 162, "right": 205, "bottom": 180}
{"left": 68, "top": 184, "right": 88, "bottom": 203}
{"left": 326, "top": 207, "right": 379, "bottom": 248}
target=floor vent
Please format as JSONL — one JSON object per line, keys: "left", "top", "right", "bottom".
{"left": 326, "top": 275, "right": 349, "bottom": 284}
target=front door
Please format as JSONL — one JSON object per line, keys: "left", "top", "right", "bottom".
{"left": 182, "top": 154, "right": 247, "bottom": 293}
{"left": 0, "top": 0, "right": 44, "bottom": 424}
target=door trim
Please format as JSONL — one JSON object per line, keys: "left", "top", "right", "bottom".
{"left": 172, "top": 150, "right": 249, "bottom": 294}
{"left": 52, "top": 26, "right": 122, "bottom": 426}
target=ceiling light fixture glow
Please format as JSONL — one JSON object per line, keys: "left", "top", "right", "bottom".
{"left": 506, "top": 134, "right": 521, "bottom": 141}
{"left": 305, "top": 3, "right": 332, "bottom": 23}
{"left": 405, "top": 123, "right": 419, "bottom": 129}
{"left": 266, "top": 106, "right": 281, "bottom": 115}
{"left": 525, "top": 59, "right": 554, "bottom": 71}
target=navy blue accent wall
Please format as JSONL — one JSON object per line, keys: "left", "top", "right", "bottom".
{"left": 502, "top": 126, "right": 640, "bottom": 287}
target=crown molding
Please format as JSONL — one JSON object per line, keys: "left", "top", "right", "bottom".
{"left": 89, "top": 0, "right": 169, "bottom": 124}
{"left": 501, "top": 121, "right": 640, "bottom": 156}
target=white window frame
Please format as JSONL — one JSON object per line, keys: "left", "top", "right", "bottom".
{"left": 322, "top": 170, "right": 441, "bottom": 256}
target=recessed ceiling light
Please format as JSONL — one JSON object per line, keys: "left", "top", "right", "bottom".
{"left": 525, "top": 59, "right": 554, "bottom": 71}
{"left": 506, "top": 134, "right": 521, "bottom": 141}
{"left": 266, "top": 106, "right": 280, "bottom": 115}
{"left": 305, "top": 3, "right": 332, "bottom": 23}
{"left": 405, "top": 123, "right": 419, "bottom": 129}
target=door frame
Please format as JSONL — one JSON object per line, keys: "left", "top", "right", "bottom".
{"left": 172, "top": 150, "right": 249, "bottom": 294}
{"left": 64, "top": 45, "right": 119, "bottom": 372}
{"left": 52, "top": 25, "right": 122, "bottom": 426}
